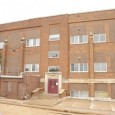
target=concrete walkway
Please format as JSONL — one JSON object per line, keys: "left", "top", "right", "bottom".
{"left": 24, "top": 98, "right": 62, "bottom": 107}
{"left": 0, "top": 97, "right": 115, "bottom": 115}
{"left": 54, "top": 98, "right": 114, "bottom": 115}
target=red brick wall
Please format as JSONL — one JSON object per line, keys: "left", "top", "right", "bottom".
{"left": 23, "top": 75, "right": 40, "bottom": 96}
{"left": 0, "top": 78, "right": 23, "bottom": 99}
{"left": 0, "top": 76, "right": 40, "bottom": 100}
{"left": 111, "top": 84, "right": 115, "bottom": 99}
{"left": 95, "top": 83, "right": 107, "bottom": 91}
{"left": 0, "top": 9, "right": 115, "bottom": 99}
{"left": 70, "top": 83, "right": 89, "bottom": 91}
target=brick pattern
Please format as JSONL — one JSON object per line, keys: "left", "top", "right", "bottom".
{"left": 0, "top": 76, "right": 40, "bottom": 100}
{"left": 49, "top": 24, "right": 60, "bottom": 34}
{"left": 95, "top": 83, "right": 107, "bottom": 91}
{"left": 111, "top": 84, "right": 115, "bottom": 99}
{"left": 70, "top": 83, "right": 89, "bottom": 91}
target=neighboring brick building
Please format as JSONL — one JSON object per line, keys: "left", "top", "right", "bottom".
{"left": 0, "top": 9, "right": 115, "bottom": 99}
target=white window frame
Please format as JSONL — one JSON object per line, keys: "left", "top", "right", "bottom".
{"left": 93, "top": 34, "right": 106, "bottom": 43}
{"left": 26, "top": 38, "right": 40, "bottom": 47}
{"left": 0, "top": 65, "right": 1, "bottom": 72}
{"left": 49, "top": 34, "right": 60, "bottom": 41}
{"left": 70, "top": 35, "right": 88, "bottom": 44}
{"left": 70, "top": 90, "right": 89, "bottom": 98}
{"left": 48, "top": 66, "right": 60, "bottom": 72}
{"left": 94, "top": 63, "right": 107, "bottom": 72}
{"left": 95, "top": 91, "right": 108, "bottom": 98}
{"left": 24, "top": 64, "right": 39, "bottom": 72}
{"left": 70, "top": 90, "right": 75, "bottom": 97}
{"left": 70, "top": 63, "right": 88, "bottom": 72}
{"left": 0, "top": 42, "right": 4, "bottom": 49}
{"left": 48, "top": 51, "right": 60, "bottom": 58}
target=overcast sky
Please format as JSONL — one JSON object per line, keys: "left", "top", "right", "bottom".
{"left": 0, "top": 0, "right": 115, "bottom": 24}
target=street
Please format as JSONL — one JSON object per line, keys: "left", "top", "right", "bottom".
{"left": 0, "top": 103, "right": 94, "bottom": 115}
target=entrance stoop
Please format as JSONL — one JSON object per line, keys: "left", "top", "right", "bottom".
{"left": 26, "top": 92, "right": 62, "bottom": 107}
{"left": 32, "top": 92, "right": 59, "bottom": 99}
{"left": 31, "top": 88, "right": 43, "bottom": 98}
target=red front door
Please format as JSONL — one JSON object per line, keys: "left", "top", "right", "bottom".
{"left": 48, "top": 79, "right": 58, "bottom": 94}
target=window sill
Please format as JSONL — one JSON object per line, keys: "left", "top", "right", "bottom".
{"left": 94, "top": 41, "right": 106, "bottom": 43}
{"left": 26, "top": 45, "right": 40, "bottom": 48}
{"left": 70, "top": 71, "right": 88, "bottom": 73}
{"left": 24, "top": 71, "right": 39, "bottom": 72}
{"left": 48, "top": 71, "right": 60, "bottom": 73}
{"left": 70, "top": 43, "right": 88, "bottom": 45}
{"left": 49, "top": 39, "right": 60, "bottom": 41}
{"left": 94, "top": 71, "right": 107, "bottom": 72}
{"left": 48, "top": 57, "right": 59, "bottom": 58}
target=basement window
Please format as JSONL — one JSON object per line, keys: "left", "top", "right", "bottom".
{"left": 95, "top": 91, "right": 108, "bottom": 98}
{"left": 70, "top": 91, "right": 89, "bottom": 98}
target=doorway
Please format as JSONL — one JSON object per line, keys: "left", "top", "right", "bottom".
{"left": 48, "top": 79, "right": 58, "bottom": 94}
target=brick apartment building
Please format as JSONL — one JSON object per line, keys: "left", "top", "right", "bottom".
{"left": 0, "top": 9, "right": 115, "bottom": 100}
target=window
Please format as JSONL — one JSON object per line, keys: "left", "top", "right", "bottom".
{"left": 49, "top": 34, "right": 60, "bottom": 41}
{"left": 95, "top": 91, "right": 108, "bottom": 98}
{"left": 8, "top": 82, "right": 13, "bottom": 92}
{"left": 94, "top": 63, "right": 107, "bottom": 72}
{"left": 26, "top": 38, "right": 40, "bottom": 47}
{"left": 93, "top": 34, "right": 106, "bottom": 43}
{"left": 25, "top": 64, "right": 39, "bottom": 72}
{"left": 71, "top": 63, "right": 88, "bottom": 72}
{"left": 0, "top": 42, "right": 4, "bottom": 49}
{"left": 48, "top": 51, "right": 60, "bottom": 58}
{"left": 48, "top": 66, "right": 60, "bottom": 72}
{"left": 70, "top": 35, "right": 88, "bottom": 44}
{"left": 70, "top": 91, "right": 88, "bottom": 98}
{"left": 0, "top": 65, "right": 1, "bottom": 72}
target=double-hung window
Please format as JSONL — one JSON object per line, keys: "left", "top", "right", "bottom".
{"left": 25, "top": 64, "right": 39, "bottom": 72}
{"left": 93, "top": 34, "right": 106, "bottom": 43}
{"left": 70, "top": 35, "right": 88, "bottom": 44}
{"left": 48, "top": 51, "right": 60, "bottom": 58}
{"left": 94, "top": 63, "right": 107, "bottom": 72}
{"left": 48, "top": 66, "right": 60, "bottom": 72}
{"left": 26, "top": 38, "right": 40, "bottom": 47}
{"left": 49, "top": 34, "right": 60, "bottom": 41}
{"left": 71, "top": 63, "right": 88, "bottom": 72}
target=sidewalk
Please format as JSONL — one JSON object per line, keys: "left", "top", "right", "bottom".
{"left": 54, "top": 98, "right": 114, "bottom": 115}
{"left": 0, "top": 97, "right": 115, "bottom": 115}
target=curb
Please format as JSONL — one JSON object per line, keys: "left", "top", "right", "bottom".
{"left": 0, "top": 99, "right": 113, "bottom": 115}
{"left": 0, "top": 100, "right": 91, "bottom": 114}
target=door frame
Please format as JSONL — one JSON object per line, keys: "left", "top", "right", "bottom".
{"left": 45, "top": 72, "right": 62, "bottom": 94}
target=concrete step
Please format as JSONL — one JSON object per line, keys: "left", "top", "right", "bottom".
{"left": 32, "top": 93, "right": 59, "bottom": 99}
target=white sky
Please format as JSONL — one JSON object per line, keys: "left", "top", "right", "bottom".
{"left": 0, "top": 0, "right": 115, "bottom": 24}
